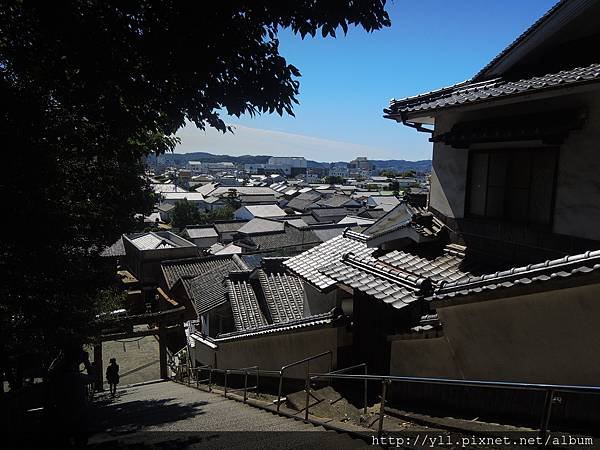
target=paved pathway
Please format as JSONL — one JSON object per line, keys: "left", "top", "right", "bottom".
{"left": 100, "top": 331, "right": 160, "bottom": 387}
{"left": 88, "top": 381, "right": 372, "bottom": 449}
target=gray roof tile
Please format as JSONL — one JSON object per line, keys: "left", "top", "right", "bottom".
{"left": 258, "top": 269, "right": 305, "bottom": 323}
{"left": 386, "top": 63, "right": 600, "bottom": 117}
{"left": 434, "top": 249, "right": 600, "bottom": 301}
{"left": 284, "top": 231, "right": 375, "bottom": 290}
{"left": 226, "top": 275, "right": 268, "bottom": 331}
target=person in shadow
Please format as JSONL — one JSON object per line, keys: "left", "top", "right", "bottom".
{"left": 106, "top": 358, "right": 119, "bottom": 397}
{"left": 44, "top": 344, "right": 94, "bottom": 447}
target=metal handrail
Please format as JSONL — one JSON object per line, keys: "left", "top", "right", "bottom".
{"left": 188, "top": 365, "right": 261, "bottom": 402}
{"left": 306, "top": 373, "right": 600, "bottom": 394}
{"left": 178, "top": 360, "right": 600, "bottom": 439}
{"left": 190, "top": 365, "right": 212, "bottom": 388}
{"left": 311, "top": 363, "right": 368, "bottom": 415}
{"left": 276, "top": 350, "right": 333, "bottom": 414}
{"left": 307, "top": 372, "right": 600, "bottom": 439}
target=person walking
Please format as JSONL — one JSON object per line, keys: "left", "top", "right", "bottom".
{"left": 106, "top": 358, "right": 120, "bottom": 397}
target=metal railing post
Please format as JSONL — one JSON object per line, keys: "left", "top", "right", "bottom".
{"left": 255, "top": 368, "right": 259, "bottom": 395}
{"left": 224, "top": 370, "right": 228, "bottom": 397}
{"left": 244, "top": 370, "right": 248, "bottom": 403}
{"left": 208, "top": 368, "right": 212, "bottom": 392}
{"left": 377, "top": 379, "right": 389, "bottom": 439}
{"left": 539, "top": 389, "right": 554, "bottom": 441}
{"left": 304, "top": 360, "right": 310, "bottom": 422}
{"left": 277, "top": 370, "right": 283, "bottom": 412}
{"left": 363, "top": 365, "right": 368, "bottom": 415}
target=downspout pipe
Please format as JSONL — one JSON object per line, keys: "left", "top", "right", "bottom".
{"left": 400, "top": 111, "right": 434, "bottom": 134}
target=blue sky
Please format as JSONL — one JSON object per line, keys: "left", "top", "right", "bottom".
{"left": 175, "top": 0, "right": 557, "bottom": 162}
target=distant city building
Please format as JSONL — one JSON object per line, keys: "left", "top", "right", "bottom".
{"left": 267, "top": 156, "right": 307, "bottom": 168}
{"left": 348, "top": 156, "right": 374, "bottom": 178}
{"left": 245, "top": 156, "right": 307, "bottom": 176}
{"left": 187, "top": 161, "right": 237, "bottom": 175}
{"left": 328, "top": 167, "right": 349, "bottom": 178}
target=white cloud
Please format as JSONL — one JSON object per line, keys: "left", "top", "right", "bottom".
{"left": 174, "top": 122, "right": 412, "bottom": 162}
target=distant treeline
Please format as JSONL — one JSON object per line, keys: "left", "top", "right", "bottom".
{"left": 146, "top": 151, "right": 432, "bottom": 173}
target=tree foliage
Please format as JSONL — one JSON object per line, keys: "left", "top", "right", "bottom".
{"left": 325, "top": 175, "right": 345, "bottom": 185}
{"left": 171, "top": 200, "right": 202, "bottom": 229}
{"left": 0, "top": 1, "right": 390, "bottom": 380}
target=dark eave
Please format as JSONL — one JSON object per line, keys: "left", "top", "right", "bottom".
{"left": 385, "top": 62, "right": 600, "bottom": 121}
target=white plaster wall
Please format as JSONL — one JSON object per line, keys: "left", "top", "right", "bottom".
{"left": 214, "top": 327, "right": 343, "bottom": 378}
{"left": 435, "top": 283, "right": 600, "bottom": 385}
{"left": 389, "top": 282, "right": 600, "bottom": 385}
{"left": 553, "top": 91, "right": 600, "bottom": 240}
{"left": 428, "top": 87, "right": 600, "bottom": 239}
{"left": 429, "top": 113, "right": 469, "bottom": 218}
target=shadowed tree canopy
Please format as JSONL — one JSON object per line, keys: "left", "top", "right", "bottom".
{"left": 0, "top": 1, "right": 390, "bottom": 380}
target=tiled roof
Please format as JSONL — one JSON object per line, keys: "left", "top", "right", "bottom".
{"left": 363, "top": 204, "right": 445, "bottom": 247}
{"left": 185, "top": 226, "right": 218, "bottom": 239}
{"left": 211, "top": 186, "right": 278, "bottom": 197}
{"left": 364, "top": 203, "right": 414, "bottom": 237}
{"left": 241, "top": 254, "right": 264, "bottom": 269}
{"left": 226, "top": 273, "right": 268, "bottom": 331}
{"left": 237, "top": 218, "right": 285, "bottom": 235}
{"left": 131, "top": 233, "right": 176, "bottom": 250}
{"left": 162, "top": 192, "right": 204, "bottom": 201}
{"left": 283, "top": 230, "right": 376, "bottom": 290}
{"left": 317, "top": 195, "right": 359, "bottom": 208}
{"left": 434, "top": 248, "right": 600, "bottom": 301}
{"left": 319, "top": 245, "right": 479, "bottom": 309}
{"left": 246, "top": 225, "right": 321, "bottom": 252}
{"left": 215, "top": 243, "right": 243, "bottom": 255}
{"left": 153, "top": 183, "right": 186, "bottom": 194}
{"left": 213, "top": 220, "right": 246, "bottom": 233}
{"left": 296, "top": 191, "right": 322, "bottom": 201}
{"left": 386, "top": 63, "right": 600, "bottom": 116}
{"left": 286, "top": 197, "right": 319, "bottom": 211}
{"left": 284, "top": 218, "right": 310, "bottom": 228}
{"left": 161, "top": 254, "right": 248, "bottom": 289}
{"left": 310, "top": 224, "right": 349, "bottom": 243}
{"left": 239, "top": 194, "right": 278, "bottom": 204}
{"left": 185, "top": 271, "right": 228, "bottom": 315}
{"left": 338, "top": 215, "right": 375, "bottom": 226}
{"left": 320, "top": 253, "right": 429, "bottom": 309}
{"left": 378, "top": 249, "right": 474, "bottom": 285}
{"left": 157, "top": 203, "right": 175, "bottom": 212}
{"left": 214, "top": 311, "right": 337, "bottom": 342}
{"left": 258, "top": 269, "right": 305, "bottom": 323}
{"left": 238, "top": 204, "right": 286, "bottom": 218}
{"left": 312, "top": 207, "right": 350, "bottom": 219}
{"left": 194, "top": 182, "right": 219, "bottom": 196}
{"left": 100, "top": 237, "right": 125, "bottom": 257}
{"left": 359, "top": 209, "right": 388, "bottom": 220}
{"left": 208, "top": 243, "right": 225, "bottom": 254}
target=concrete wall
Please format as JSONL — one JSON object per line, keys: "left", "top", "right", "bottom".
{"left": 390, "top": 282, "right": 600, "bottom": 385}
{"left": 390, "top": 337, "right": 462, "bottom": 379}
{"left": 191, "top": 326, "right": 349, "bottom": 379}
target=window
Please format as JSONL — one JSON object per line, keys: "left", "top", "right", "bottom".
{"left": 467, "top": 148, "right": 557, "bottom": 225}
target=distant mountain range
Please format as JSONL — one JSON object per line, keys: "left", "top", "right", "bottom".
{"left": 147, "top": 152, "right": 432, "bottom": 173}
